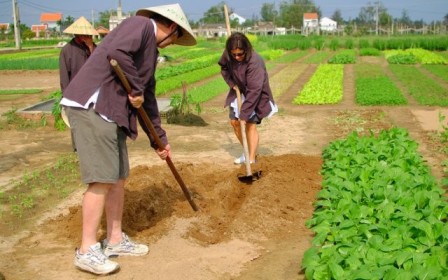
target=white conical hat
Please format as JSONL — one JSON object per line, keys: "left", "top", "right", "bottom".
{"left": 63, "top": 16, "right": 99, "bottom": 36}
{"left": 136, "top": 3, "right": 196, "bottom": 46}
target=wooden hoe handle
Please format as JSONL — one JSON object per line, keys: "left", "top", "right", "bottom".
{"left": 235, "top": 86, "right": 252, "bottom": 177}
{"left": 110, "top": 59, "right": 199, "bottom": 212}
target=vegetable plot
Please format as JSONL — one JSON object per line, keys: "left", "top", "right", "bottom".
{"left": 270, "top": 63, "right": 307, "bottom": 98}
{"left": 328, "top": 50, "right": 356, "bottom": 64}
{"left": 384, "top": 48, "right": 447, "bottom": 65}
{"left": 0, "top": 49, "right": 60, "bottom": 70}
{"left": 389, "top": 65, "right": 448, "bottom": 106}
{"left": 293, "top": 64, "right": 343, "bottom": 105}
{"left": 355, "top": 64, "right": 407, "bottom": 105}
{"left": 303, "top": 128, "right": 448, "bottom": 279}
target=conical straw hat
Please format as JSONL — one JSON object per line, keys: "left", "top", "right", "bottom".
{"left": 136, "top": 3, "right": 196, "bottom": 46}
{"left": 63, "top": 16, "right": 99, "bottom": 36}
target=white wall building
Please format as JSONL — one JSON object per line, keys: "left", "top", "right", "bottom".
{"left": 230, "top": 13, "right": 246, "bottom": 25}
{"left": 303, "top": 13, "right": 319, "bottom": 35}
{"left": 320, "top": 17, "right": 337, "bottom": 32}
{"left": 109, "top": 0, "right": 129, "bottom": 31}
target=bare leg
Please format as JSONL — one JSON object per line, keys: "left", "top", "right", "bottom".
{"left": 230, "top": 119, "right": 242, "bottom": 144}
{"left": 80, "top": 182, "right": 111, "bottom": 253}
{"left": 245, "top": 123, "right": 259, "bottom": 162}
{"left": 105, "top": 179, "right": 125, "bottom": 244}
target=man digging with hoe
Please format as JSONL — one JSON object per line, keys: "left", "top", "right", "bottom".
{"left": 60, "top": 3, "right": 196, "bottom": 275}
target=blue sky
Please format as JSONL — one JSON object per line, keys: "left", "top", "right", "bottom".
{"left": 0, "top": 0, "right": 446, "bottom": 26}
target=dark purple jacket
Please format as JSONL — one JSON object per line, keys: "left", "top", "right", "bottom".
{"left": 218, "top": 51, "right": 275, "bottom": 121}
{"left": 62, "top": 16, "right": 167, "bottom": 148}
{"left": 59, "top": 38, "right": 95, "bottom": 92}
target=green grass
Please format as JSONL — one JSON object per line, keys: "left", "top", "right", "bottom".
{"left": 0, "top": 89, "right": 43, "bottom": 95}
{"left": 0, "top": 153, "right": 80, "bottom": 230}
{"left": 273, "top": 50, "right": 308, "bottom": 63}
{"left": 356, "top": 76, "right": 407, "bottom": 105}
{"left": 422, "top": 65, "right": 448, "bottom": 82}
{"left": 355, "top": 64, "right": 407, "bottom": 105}
{"left": 389, "top": 65, "right": 448, "bottom": 106}
{"left": 304, "top": 52, "right": 331, "bottom": 64}
{"left": 171, "top": 76, "right": 228, "bottom": 104}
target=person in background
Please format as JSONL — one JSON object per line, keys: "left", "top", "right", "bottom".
{"left": 218, "top": 32, "right": 278, "bottom": 165}
{"left": 59, "top": 16, "right": 98, "bottom": 91}
{"left": 60, "top": 4, "right": 196, "bottom": 275}
{"left": 59, "top": 16, "right": 98, "bottom": 151}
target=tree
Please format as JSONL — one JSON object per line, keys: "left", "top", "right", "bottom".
{"left": 444, "top": 13, "right": 448, "bottom": 26}
{"left": 278, "top": 0, "right": 320, "bottom": 28}
{"left": 357, "top": 1, "right": 389, "bottom": 34}
{"left": 398, "top": 9, "right": 412, "bottom": 26}
{"left": 344, "top": 24, "right": 354, "bottom": 35}
{"left": 331, "top": 9, "right": 344, "bottom": 25}
{"left": 20, "top": 24, "right": 34, "bottom": 40}
{"left": 97, "top": 10, "right": 113, "bottom": 28}
{"left": 379, "top": 11, "right": 392, "bottom": 27}
{"left": 358, "top": 1, "right": 387, "bottom": 24}
{"left": 200, "top": 2, "right": 226, "bottom": 24}
{"left": 57, "top": 15, "right": 74, "bottom": 34}
{"left": 0, "top": 26, "right": 6, "bottom": 41}
{"left": 242, "top": 18, "right": 256, "bottom": 27}
{"left": 261, "top": 3, "right": 277, "bottom": 22}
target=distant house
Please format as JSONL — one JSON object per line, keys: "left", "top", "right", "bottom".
{"left": 96, "top": 25, "right": 109, "bottom": 39}
{"left": 230, "top": 12, "right": 246, "bottom": 25}
{"left": 320, "top": 17, "right": 337, "bottom": 32}
{"left": 275, "top": 27, "right": 286, "bottom": 35}
{"left": 40, "top": 13, "right": 62, "bottom": 32}
{"left": 254, "top": 21, "right": 276, "bottom": 35}
{"left": 197, "top": 23, "right": 227, "bottom": 38}
{"left": 0, "top": 23, "right": 10, "bottom": 34}
{"left": 303, "top": 12, "right": 319, "bottom": 35}
{"left": 31, "top": 24, "right": 47, "bottom": 38}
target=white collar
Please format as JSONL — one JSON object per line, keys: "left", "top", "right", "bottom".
{"left": 150, "top": 18, "right": 157, "bottom": 37}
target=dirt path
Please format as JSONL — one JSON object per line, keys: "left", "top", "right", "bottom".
{"left": 0, "top": 64, "right": 446, "bottom": 279}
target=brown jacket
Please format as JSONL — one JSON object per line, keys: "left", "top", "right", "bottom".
{"left": 62, "top": 16, "right": 166, "bottom": 148}
{"left": 59, "top": 38, "right": 95, "bottom": 92}
{"left": 218, "top": 51, "right": 275, "bottom": 121}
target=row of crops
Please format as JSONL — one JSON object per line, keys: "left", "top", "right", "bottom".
{"left": 1, "top": 35, "right": 446, "bottom": 107}
{"left": 302, "top": 128, "right": 448, "bottom": 279}
{"left": 2, "top": 34, "right": 447, "bottom": 50}
{"left": 156, "top": 38, "right": 448, "bottom": 106}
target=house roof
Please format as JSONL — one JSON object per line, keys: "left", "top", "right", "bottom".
{"left": 31, "top": 25, "right": 47, "bottom": 32}
{"left": 256, "top": 21, "right": 275, "bottom": 29}
{"left": 96, "top": 25, "right": 109, "bottom": 34}
{"left": 0, "top": 23, "right": 9, "bottom": 30}
{"left": 40, "top": 13, "right": 62, "bottom": 23}
{"left": 200, "top": 23, "right": 226, "bottom": 29}
{"left": 320, "top": 17, "right": 336, "bottom": 23}
{"left": 304, "top": 13, "right": 318, "bottom": 20}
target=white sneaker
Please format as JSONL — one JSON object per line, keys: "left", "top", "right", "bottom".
{"left": 234, "top": 154, "right": 245, "bottom": 164}
{"left": 103, "top": 232, "right": 149, "bottom": 257}
{"left": 74, "top": 242, "right": 119, "bottom": 275}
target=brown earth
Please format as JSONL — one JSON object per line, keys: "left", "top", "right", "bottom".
{"left": 0, "top": 58, "right": 447, "bottom": 280}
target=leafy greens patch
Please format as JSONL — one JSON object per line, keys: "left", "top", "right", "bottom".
{"left": 303, "top": 128, "right": 448, "bottom": 279}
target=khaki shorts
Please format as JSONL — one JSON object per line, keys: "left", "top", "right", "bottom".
{"left": 228, "top": 107, "right": 261, "bottom": 124}
{"left": 65, "top": 105, "right": 129, "bottom": 184}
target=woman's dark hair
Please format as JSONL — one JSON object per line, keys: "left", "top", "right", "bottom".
{"left": 225, "top": 32, "right": 252, "bottom": 62}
